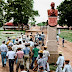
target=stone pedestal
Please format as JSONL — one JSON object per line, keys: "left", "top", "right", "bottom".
{"left": 47, "top": 26, "right": 58, "bottom": 64}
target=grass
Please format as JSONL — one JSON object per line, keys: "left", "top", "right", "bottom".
{"left": 59, "top": 29, "right": 72, "bottom": 42}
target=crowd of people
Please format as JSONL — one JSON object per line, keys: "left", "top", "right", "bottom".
{"left": 0, "top": 32, "right": 72, "bottom": 72}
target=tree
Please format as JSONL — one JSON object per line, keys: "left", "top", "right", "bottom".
{"left": 3, "top": 0, "right": 39, "bottom": 30}
{"left": 0, "top": 0, "right": 5, "bottom": 27}
{"left": 57, "top": 0, "right": 72, "bottom": 27}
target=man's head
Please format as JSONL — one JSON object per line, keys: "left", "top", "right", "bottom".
{"left": 20, "top": 65, "right": 24, "bottom": 71}
{"left": 9, "top": 46, "right": 12, "bottom": 51}
{"left": 19, "top": 41, "right": 22, "bottom": 44}
{"left": 59, "top": 51, "right": 62, "bottom": 56}
{"left": 44, "top": 46, "right": 47, "bottom": 50}
{"left": 17, "top": 48, "right": 21, "bottom": 51}
{"left": 30, "top": 38, "right": 33, "bottom": 41}
{"left": 65, "top": 60, "right": 70, "bottom": 64}
{"left": 42, "top": 32, "right": 44, "bottom": 34}
{"left": 2, "top": 41, "right": 5, "bottom": 44}
{"left": 51, "top": 2, "right": 55, "bottom": 9}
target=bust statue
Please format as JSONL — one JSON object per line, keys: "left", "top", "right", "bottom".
{"left": 48, "top": 2, "right": 58, "bottom": 16}
{"left": 47, "top": 2, "right": 58, "bottom": 26}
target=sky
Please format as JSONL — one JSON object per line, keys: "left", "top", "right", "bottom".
{"left": 5, "top": 0, "right": 64, "bottom": 23}
{"left": 34, "top": 0, "right": 64, "bottom": 24}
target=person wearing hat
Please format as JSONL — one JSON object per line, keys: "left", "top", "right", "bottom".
{"left": 6, "top": 38, "right": 12, "bottom": 46}
{"left": 30, "top": 43, "right": 39, "bottom": 69}
{"left": 0, "top": 41, "right": 8, "bottom": 67}
{"left": 43, "top": 46, "right": 50, "bottom": 72}
{"left": 16, "top": 47, "right": 24, "bottom": 72}
{"left": 23, "top": 43, "right": 30, "bottom": 70}
{"left": 6, "top": 47, "right": 16, "bottom": 72}
{"left": 55, "top": 51, "right": 65, "bottom": 72}
{"left": 63, "top": 60, "right": 72, "bottom": 72}
{"left": 12, "top": 36, "right": 16, "bottom": 44}
{"left": 33, "top": 51, "right": 48, "bottom": 71}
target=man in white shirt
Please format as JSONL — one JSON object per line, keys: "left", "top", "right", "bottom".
{"left": 6, "top": 47, "right": 16, "bottom": 72}
{"left": 28, "top": 38, "right": 34, "bottom": 47}
{"left": 55, "top": 51, "right": 64, "bottom": 72}
{"left": 43, "top": 46, "right": 50, "bottom": 72}
{"left": 17, "top": 41, "right": 24, "bottom": 50}
{"left": 0, "top": 41, "right": 8, "bottom": 67}
{"left": 63, "top": 60, "right": 72, "bottom": 72}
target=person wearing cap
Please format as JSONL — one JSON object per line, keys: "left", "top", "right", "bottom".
{"left": 16, "top": 47, "right": 24, "bottom": 72}
{"left": 0, "top": 41, "right": 8, "bottom": 67}
{"left": 43, "top": 46, "right": 50, "bottom": 72}
{"left": 12, "top": 36, "right": 16, "bottom": 44}
{"left": 63, "top": 60, "right": 72, "bottom": 72}
{"left": 30, "top": 43, "right": 39, "bottom": 69}
{"left": 33, "top": 51, "right": 47, "bottom": 71}
{"left": 6, "top": 47, "right": 16, "bottom": 72}
{"left": 14, "top": 38, "right": 19, "bottom": 45}
{"left": 6, "top": 38, "right": 12, "bottom": 46}
{"left": 55, "top": 51, "right": 64, "bottom": 72}
{"left": 23, "top": 43, "right": 30, "bottom": 70}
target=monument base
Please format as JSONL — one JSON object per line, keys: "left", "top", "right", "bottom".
{"left": 49, "top": 52, "right": 58, "bottom": 64}
{"left": 47, "top": 26, "right": 58, "bottom": 64}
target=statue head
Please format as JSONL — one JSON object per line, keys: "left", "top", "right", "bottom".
{"left": 50, "top": 2, "right": 55, "bottom": 9}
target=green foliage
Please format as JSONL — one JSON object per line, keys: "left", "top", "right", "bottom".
{"left": 0, "top": 0, "right": 5, "bottom": 27}
{"left": 57, "top": 0, "right": 72, "bottom": 27}
{"left": 3, "top": 0, "right": 39, "bottom": 25}
{"left": 59, "top": 29, "right": 72, "bottom": 42}
{"left": 37, "top": 21, "right": 47, "bottom": 26}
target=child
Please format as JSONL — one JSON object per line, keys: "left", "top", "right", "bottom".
{"left": 63, "top": 60, "right": 72, "bottom": 72}
{"left": 56, "top": 34, "right": 59, "bottom": 45}
{"left": 62, "top": 37, "right": 64, "bottom": 47}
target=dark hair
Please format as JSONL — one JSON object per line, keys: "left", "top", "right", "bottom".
{"left": 2, "top": 41, "right": 5, "bottom": 43}
{"left": 31, "top": 32, "right": 32, "bottom": 34}
{"left": 44, "top": 48, "right": 47, "bottom": 50}
{"left": 30, "top": 38, "right": 33, "bottom": 41}
{"left": 19, "top": 41, "right": 22, "bottom": 44}
{"left": 42, "top": 32, "right": 44, "bottom": 34}
{"left": 63, "top": 37, "right": 64, "bottom": 39}
{"left": 23, "top": 40, "right": 25, "bottom": 43}
{"left": 20, "top": 65, "right": 24, "bottom": 70}
{"left": 57, "top": 34, "right": 58, "bottom": 35}
{"left": 59, "top": 54, "right": 62, "bottom": 56}
{"left": 39, "top": 53, "right": 43, "bottom": 57}
{"left": 27, "top": 35, "right": 29, "bottom": 37}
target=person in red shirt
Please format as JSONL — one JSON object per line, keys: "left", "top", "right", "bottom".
{"left": 16, "top": 48, "right": 24, "bottom": 72}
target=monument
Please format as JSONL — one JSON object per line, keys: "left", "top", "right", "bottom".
{"left": 47, "top": 2, "right": 58, "bottom": 63}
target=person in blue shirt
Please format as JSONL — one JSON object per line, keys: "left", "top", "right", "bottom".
{"left": 23, "top": 43, "right": 30, "bottom": 70}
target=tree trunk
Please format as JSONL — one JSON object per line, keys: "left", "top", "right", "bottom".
{"left": 22, "top": 23, "right": 23, "bottom": 31}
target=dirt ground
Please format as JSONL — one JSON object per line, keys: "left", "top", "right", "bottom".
{"left": 0, "top": 26, "right": 72, "bottom": 72}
